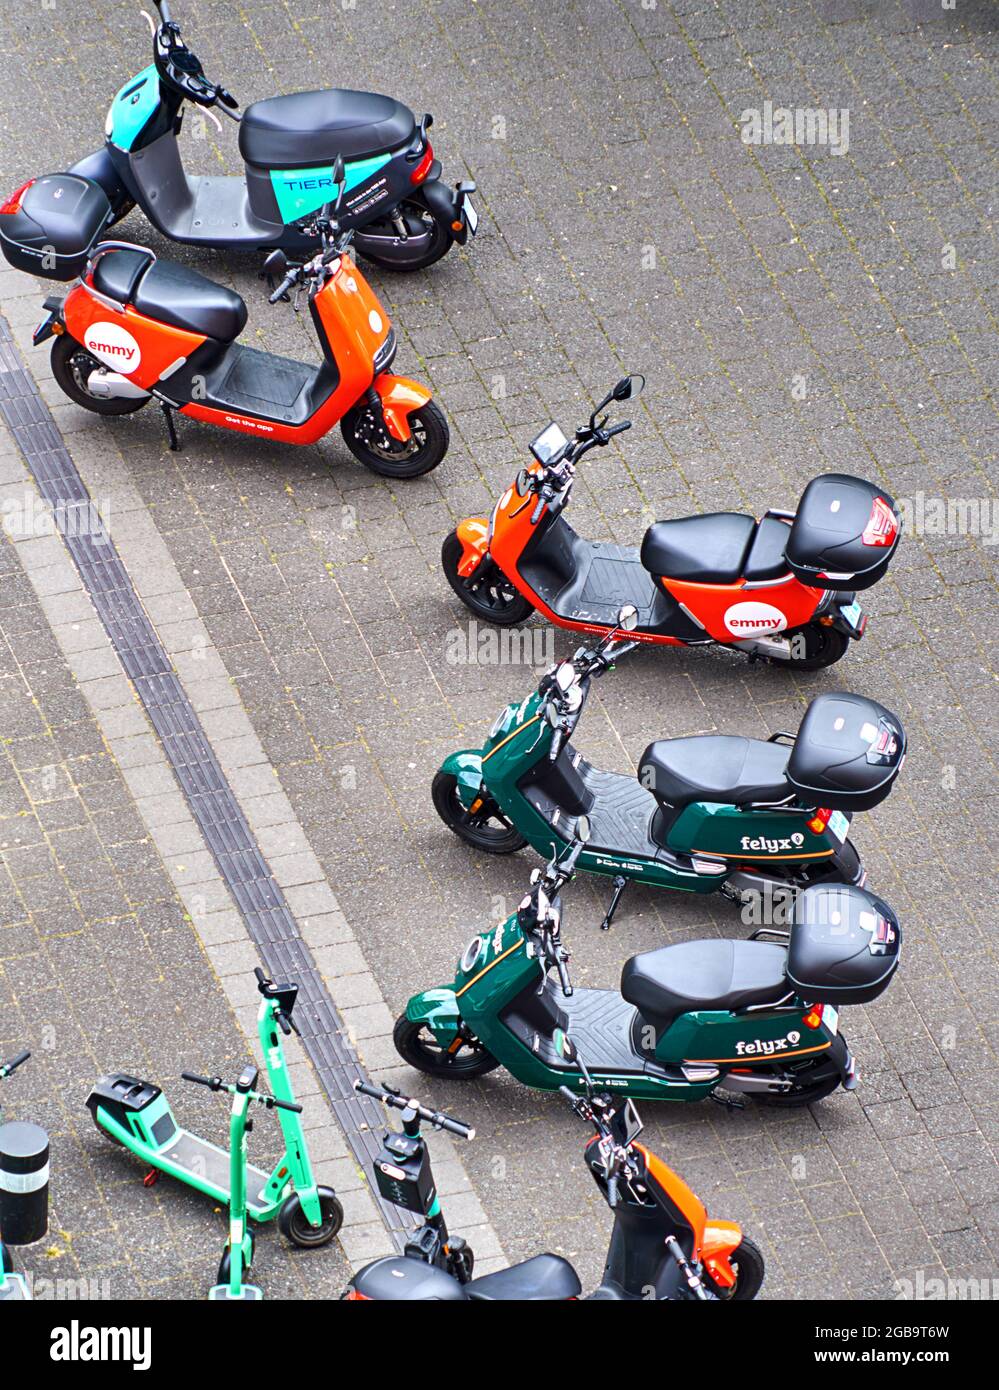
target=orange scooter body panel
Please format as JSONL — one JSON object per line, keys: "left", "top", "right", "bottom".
{"left": 633, "top": 1142, "right": 708, "bottom": 1250}
{"left": 660, "top": 572, "right": 824, "bottom": 645}
{"left": 63, "top": 281, "right": 207, "bottom": 388}
{"left": 373, "top": 374, "right": 431, "bottom": 442}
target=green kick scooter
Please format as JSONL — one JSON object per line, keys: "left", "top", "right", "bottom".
{"left": 0, "top": 1049, "right": 32, "bottom": 1302}
{"left": 86, "top": 969, "right": 343, "bottom": 1248}
{"left": 181, "top": 1063, "right": 303, "bottom": 1300}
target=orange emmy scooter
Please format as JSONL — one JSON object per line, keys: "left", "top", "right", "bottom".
{"left": 1, "top": 164, "right": 448, "bottom": 478}
{"left": 444, "top": 375, "right": 901, "bottom": 669}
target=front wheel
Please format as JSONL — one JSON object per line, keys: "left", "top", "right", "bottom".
{"left": 340, "top": 398, "right": 449, "bottom": 479}
{"left": 704, "top": 1236, "right": 765, "bottom": 1301}
{"left": 768, "top": 623, "right": 850, "bottom": 670}
{"left": 51, "top": 334, "right": 148, "bottom": 416}
{"left": 394, "top": 1015, "right": 500, "bottom": 1078}
{"left": 442, "top": 530, "right": 534, "bottom": 626}
{"left": 278, "top": 1188, "right": 344, "bottom": 1248}
{"left": 432, "top": 770, "right": 527, "bottom": 854}
{"left": 216, "top": 1231, "right": 255, "bottom": 1287}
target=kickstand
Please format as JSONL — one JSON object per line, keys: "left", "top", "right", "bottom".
{"left": 600, "top": 875, "right": 628, "bottom": 931}
{"left": 160, "top": 401, "right": 180, "bottom": 452}
{"left": 709, "top": 1090, "right": 745, "bottom": 1112}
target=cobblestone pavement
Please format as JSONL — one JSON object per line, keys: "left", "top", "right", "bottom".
{"left": 0, "top": 0, "right": 997, "bottom": 1300}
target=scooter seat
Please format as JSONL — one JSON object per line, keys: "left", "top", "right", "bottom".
{"left": 638, "top": 735, "right": 791, "bottom": 811}
{"left": 743, "top": 516, "right": 792, "bottom": 580}
{"left": 466, "top": 1253, "right": 582, "bottom": 1301}
{"left": 239, "top": 89, "right": 416, "bottom": 169}
{"left": 640, "top": 512, "right": 755, "bottom": 583}
{"left": 622, "top": 939, "right": 789, "bottom": 1022}
{"left": 92, "top": 250, "right": 248, "bottom": 343}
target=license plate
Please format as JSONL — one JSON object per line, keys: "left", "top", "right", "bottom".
{"left": 462, "top": 194, "right": 479, "bottom": 235}
{"left": 839, "top": 599, "right": 864, "bottom": 631}
{"left": 823, "top": 1005, "right": 839, "bottom": 1036}
{"left": 828, "top": 809, "right": 849, "bottom": 843}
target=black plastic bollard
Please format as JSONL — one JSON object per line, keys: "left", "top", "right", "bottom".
{"left": 0, "top": 1121, "right": 49, "bottom": 1245}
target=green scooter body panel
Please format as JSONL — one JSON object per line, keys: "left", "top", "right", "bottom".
{"left": 656, "top": 1006, "right": 836, "bottom": 1069}
{"left": 442, "top": 749, "right": 487, "bottom": 810}
{"left": 667, "top": 801, "right": 840, "bottom": 863}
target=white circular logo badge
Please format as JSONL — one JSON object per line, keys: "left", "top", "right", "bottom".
{"left": 368, "top": 309, "right": 383, "bottom": 333}
{"left": 723, "top": 601, "right": 788, "bottom": 636}
{"left": 83, "top": 321, "right": 141, "bottom": 374}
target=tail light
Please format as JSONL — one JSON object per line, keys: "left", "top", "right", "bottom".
{"left": 410, "top": 144, "right": 434, "bottom": 185}
{"left": 806, "top": 807, "right": 832, "bottom": 835}
{"left": 0, "top": 179, "right": 35, "bottom": 215}
{"left": 802, "top": 1005, "right": 824, "bottom": 1029}
{"left": 343, "top": 1287, "right": 371, "bottom": 1300}
{"left": 862, "top": 497, "right": 897, "bottom": 547}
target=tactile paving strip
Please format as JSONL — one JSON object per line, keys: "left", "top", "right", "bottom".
{"left": 0, "top": 318, "right": 413, "bottom": 1247}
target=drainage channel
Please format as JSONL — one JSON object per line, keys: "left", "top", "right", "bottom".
{"left": 0, "top": 317, "right": 414, "bottom": 1249}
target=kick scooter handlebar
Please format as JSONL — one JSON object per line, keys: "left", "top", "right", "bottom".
{"left": 0, "top": 1049, "right": 30, "bottom": 1078}
{"left": 354, "top": 1079, "right": 475, "bottom": 1140}
{"left": 253, "top": 966, "right": 301, "bottom": 1035}
{"left": 181, "top": 1071, "right": 303, "bottom": 1113}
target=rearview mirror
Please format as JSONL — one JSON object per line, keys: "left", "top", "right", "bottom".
{"left": 331, "top": 154, "right": 346, "bottom": 208}
{"left": 616, "top": 604, "right": 639, "bottom": 632}
{"left": 575, "top": 814, "right": 590, "bottom": 843}
{"left": 612, "top": 373, "right": 645, "bottom": 402}
{"left": 262, "top": 249, "right": 287, "bottom": 279}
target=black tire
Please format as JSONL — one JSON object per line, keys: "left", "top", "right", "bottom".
{"left": 432, "top": 769, "right": 527, "bottom": 854}
{"left": 751, "top": 1057, "right": 843, "bottom": 1108}
{"left": 50, "top": 333, "right": 148, "bottom": 416}
{"left": 340, "top": 397, "right": 449, "bottom": 479}
{"left": 768, "top": 623, "right": 850, "bottom": 671}
{"left": 393, "top": 1015, "right": 500, "bottom": 1079}
{"left": 704, "top": 1235, "right": 765, "bottom": 1301}
{"left": 216, "top": 1231, "right": 255, "bottom": 1287}
{"left": 442, "top": 530, "right": 534, "bottom": 626}
{"left": 277, "top": 1188, "right": 344, "bottom": 1249}
{"left": 356, "top": 196, "right": 452, "bottom": 272}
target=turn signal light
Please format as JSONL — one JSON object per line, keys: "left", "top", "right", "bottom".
{"left": 862, "top": 496, "right": 898, "bottom": 547}
{"left": 803, "top": 1005, "right": 824, "bottom": 1029}
{"left": 806, "top": 807, "right": 832, "bottom": 835}
{"left": 0, "top": 179, "right": 34, "bottom": 215}
{"left": 410, "top": 144, "right": 434, "bottom": 184}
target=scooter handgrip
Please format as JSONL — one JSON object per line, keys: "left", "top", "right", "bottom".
{"left": 558, "top": 1085, "right": 578, "bottom": 1105}
{"left": 438, "top": 1115, "right": 474, "bottom": 1140}
{"left": 271, "top": 1097, "right": 303, "bottom": 1114}
{"left": 181, "top": 1071, "right": 213, "bottom": 1088}
{"left": 254, "top": 966, "right": 267, "bottom": 985}
{"left": 606, "top": 420, "right": 631, "bottom": 438}
{"left": 2, "top": 1050, "right": 30, "bottom": 1074}
{"left": 277, "top": 1013, "right": 292, "bottom": 1036}
{"left": 269, "top": 272, "right": 298, "bottom": 304}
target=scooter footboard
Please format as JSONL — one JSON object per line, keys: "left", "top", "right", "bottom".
{"left": 406, "top": 988, "right": 462, "bottom": 1045}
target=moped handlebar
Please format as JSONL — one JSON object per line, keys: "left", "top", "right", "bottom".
{"left": 268, "top": 270, "right": 299, "bottom": 304}
{"left": 0, "top": 1049, "right": 30, "bottom": 1078}
{"left": 354, "top": 1079, "right": 475, "bottom": 1140}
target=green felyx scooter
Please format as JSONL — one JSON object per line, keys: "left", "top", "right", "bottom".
{"left": 181, "top": 1064, "right": 303, "bottom": 1300}
{"left": 397, "top": 826, "right": 902, "bottom": 1106}
{"left": 433, "top": 608, "right": 906, "bottom": 927}
{"left": 86, "top": 968, "right": 343, "bottom": 1248}
{"left": 0, "top": 1049, "right": 32, "bottom": 1302}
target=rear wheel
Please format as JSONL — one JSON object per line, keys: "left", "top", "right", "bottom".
{"left": 704, "top": 1236, "right": 765, "bottom": 1301}
{"left": 51, "top": 334, "right": 148, "bottom": 416}
{"left": 340, "top": 398, "right": 448, "bottom": 479}
{"left": 768, "top": 623, "right": 850, "bottom": 670}
{"left": 394, "top": 1015, "right": 500, "bottom": 1078}
{"left": 432, "top": 769, "right": 527, "bottom": 854}
{"left": 751, "top": 1056, "right": 843, "bottom": 1108}
{"left": 442, "top": 530, "right": 534, "bottom": 626}
{"left": 357, "top": 196, "right": 452, "bottom": 272}
{"left": 277, "top": 1188, "right": 344, "bottom": 1248}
